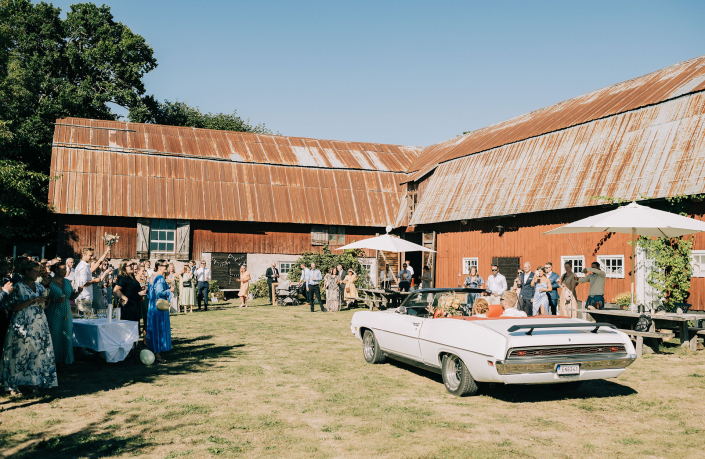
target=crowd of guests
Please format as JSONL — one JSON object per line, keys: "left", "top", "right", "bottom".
{"left": 463, "top": 261, "right": 607, "bottom": 317}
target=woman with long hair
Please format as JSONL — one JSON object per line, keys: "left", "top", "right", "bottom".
{"left": 237, "top": 265, "right": 251, "bottom": 308}
{"left": 178, "top": 265, "right": 196, "bottom": 313}
{"left": 531, "top": 267, "right": 552, "bottom": 316}
{"left": 463, "top": 265, "right": 484, "bottom": 315}
{"left": 166, "top": 264, "right": 179, "bottom": 314}
{"left": 343, "top": 269, "right": 358, "bottom": 309}
{"left": 113, "top": 261, "right": 144, "bottom": 322}
{"left": 560, "top": 262, "right": 579, "bottom": 318}
{"left": 0, "top": 261, "right": 57, "bottom": 395}
{"left": 324, "top": 267, "right": 340, "bottom": 312}
{"left": 46, "top": 262, "right": 75, "bottom": 365}
{"left": 147, "top": 260, "right": 173, "bottom": 363}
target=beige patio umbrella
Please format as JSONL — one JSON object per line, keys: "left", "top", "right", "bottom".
{"left": 543, "top": 202, "right": 705, "bottom": 306}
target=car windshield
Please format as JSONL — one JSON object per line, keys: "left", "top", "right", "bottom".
{"left": 401, "top": 290, "right": 471, "bottom": 318}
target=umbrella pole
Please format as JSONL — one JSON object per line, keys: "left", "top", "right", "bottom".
{"left": 631, "top": 228, "right": 635, "bottom": 310}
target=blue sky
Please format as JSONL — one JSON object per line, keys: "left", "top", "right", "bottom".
{"left": 51, "top": 0, "right": 705, "bottom": 147}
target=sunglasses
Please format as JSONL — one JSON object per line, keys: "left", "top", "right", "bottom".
{"left": 492, "top": 269, "right": 498, "bottom": 271}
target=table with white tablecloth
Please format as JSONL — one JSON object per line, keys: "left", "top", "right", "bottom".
{"left": 72, "top": 318, "right": 139, "bottom": 363}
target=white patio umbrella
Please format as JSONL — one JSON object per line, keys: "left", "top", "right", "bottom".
{"left": 335, "top": 226, "right": 435, "bottom": 253}
{"left": 543, "top": 201, "right": 705, "bottom": 306}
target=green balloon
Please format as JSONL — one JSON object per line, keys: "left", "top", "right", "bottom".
{"left": 140, "top": 349, "right": 155, "bottom": 365}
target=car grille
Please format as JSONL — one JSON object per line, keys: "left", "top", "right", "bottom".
{"left": 508, "top": 345, "right": 626, "bottom": 359}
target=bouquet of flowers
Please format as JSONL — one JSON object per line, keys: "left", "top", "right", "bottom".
{"left": 427, "top": 293, "right": 464, "bottom": 318}
{"left": 102, "top": 233, "right": 120, "bottom": 247}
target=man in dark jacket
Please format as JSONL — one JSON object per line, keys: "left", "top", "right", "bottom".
{"left": 518, "top": 262, "right": 535, "bottom": 315}
{"left": 545, "top": 262, "right": 560, "bottom": 315}
{"left": 265, "top": 263, "right": 279, "bottom": 305}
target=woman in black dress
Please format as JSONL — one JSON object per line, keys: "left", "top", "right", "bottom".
{"left": 112, "top": 260, "right": 144, "bottom": 322}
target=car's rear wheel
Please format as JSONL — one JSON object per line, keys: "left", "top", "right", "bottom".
{"left": 362, "top": 330, "right": 385, "bottom": 364}
{"left": 442, "top": 354, "right": 479, "bottom": 396}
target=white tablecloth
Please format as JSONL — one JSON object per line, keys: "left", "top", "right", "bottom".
{"left": 73, "top": 319, "right": 139, "bottom": 363}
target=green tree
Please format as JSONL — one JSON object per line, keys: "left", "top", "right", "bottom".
{"left": 128, "top": 98, "right": 274, "bottom": 134}
{"left": 0, "top": 0, "right": 157, "bottom": 242}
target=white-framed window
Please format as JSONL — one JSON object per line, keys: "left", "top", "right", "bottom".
{"left": 597, "top": 255, "right": 625, "bottom": 278}
{"left": 150, "top": 220, "right": 176, "bottom": 253}
{"left": 692, "top": 251, "right": 705, "bottom": 278}
{"left": 462, "top": 257, "right": 479, "bottom": 275}
{"left": 278, "top": 262, "right": 295, "bottom": 275}
{"left": 561, "top": 256, "right": 585, "bottom": 277}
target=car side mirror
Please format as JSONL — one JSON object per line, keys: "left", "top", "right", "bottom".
{"left": 398, "top": 306, "right": 407, "bottom": 314}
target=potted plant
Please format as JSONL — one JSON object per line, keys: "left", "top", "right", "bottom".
{"left": 613, "top": 292, "right": 632, "bottom": 310}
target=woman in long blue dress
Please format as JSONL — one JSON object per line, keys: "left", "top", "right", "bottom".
{"left": 0, "top": 261, "right": 57, "bottom": 395}
{"left": 46, "top": 262, "right": 75, "bottom": 365}
{"left": 531, "top": 267, "right": 552, "bottom": 316}
{"left": 147, "top": 260, "right": 173, "bottom": 363}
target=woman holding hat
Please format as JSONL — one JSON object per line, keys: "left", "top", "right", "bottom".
{"left": 343, "top": 269, "right": 358, "bottom": 309}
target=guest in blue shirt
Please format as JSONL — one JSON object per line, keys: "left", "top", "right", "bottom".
{"left": 307, "top": 262, "right": 324, "bottom": 312}
{"left": 398, "top": 264, "right": 412, "bottom": 292}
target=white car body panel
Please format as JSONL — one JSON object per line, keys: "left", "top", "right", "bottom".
{"left": 351, "top": 309, "right": 637, "bottom": 385}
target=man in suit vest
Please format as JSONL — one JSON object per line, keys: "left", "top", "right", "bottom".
{"left": 544, "top": 262, "right": 560, "bottom": 315}
{"left": 265, "top": 263, "right": 279, "bottom": 305}
{"left": 518, "top": 262, "right": 535, "bottom": 316}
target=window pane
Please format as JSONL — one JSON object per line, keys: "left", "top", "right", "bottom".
{"left": 159, "top": 242, "right": 166, "bottom": 251}
{"left": 167, "top": 231, "right": 174, "bottom": 241}
{"left": 159, "top": 231, "right": 166, "bottom": 240}
{"left": 150, "top": 242, "right": 158, "bottom": 250}
{"left": 154, "top": 220, "right": 163, "bottom": 229}
{"left": 166, "top": 243, "right": 174, "bottom": 252}
{"left": 166, "top": 220, "right": 175, "bottom": 230}
{"left": 151, "top": 230, "right": 158, "bottom": 240}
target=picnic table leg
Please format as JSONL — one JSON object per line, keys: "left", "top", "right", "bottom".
{"left": 680, "top": 322, "right": 690, "bottom": 349}
{"left": 636, "top": 336, "right": 643, "bottom": 358}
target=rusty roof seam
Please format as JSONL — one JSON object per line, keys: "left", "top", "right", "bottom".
{"left": 403, "top": 86, "right": 705, "bottom": 183}
{"left": 51, "top": 142, "right": 411, "bottom": 175}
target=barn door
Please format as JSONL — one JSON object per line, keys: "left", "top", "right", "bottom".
{"left": 422, "top": 232, "right": 436, "bottom": 287}
{"left": 175, "top": 220, "right": 190, "bottom": 261}
{"left": 136, "top": 218, "right": 151, "bottom": 259}
{"left": 492, "top": 257, "right": 520, "bottom": 285}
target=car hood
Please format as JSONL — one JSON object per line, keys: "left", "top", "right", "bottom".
{"left": 474, "top": 318, "right": 628, "bottom": 347}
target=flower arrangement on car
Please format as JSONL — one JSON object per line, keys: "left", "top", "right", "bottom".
{"left": 426, "top": 292, "right": 464, "bottom": 318}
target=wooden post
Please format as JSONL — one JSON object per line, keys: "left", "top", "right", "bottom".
{"left": 631, "top": 228, "right": 636, "bottom": 308}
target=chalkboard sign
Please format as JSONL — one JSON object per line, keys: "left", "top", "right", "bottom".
{"left": 211, "top": 253, "right": 246, "bottom": 290}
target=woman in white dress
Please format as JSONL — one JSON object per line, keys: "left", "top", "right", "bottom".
{"left": 179, "top": 265, "right": 196, "bottom": 313}
{"left": 0, "top": 261, "right": 57, "bottom": 396}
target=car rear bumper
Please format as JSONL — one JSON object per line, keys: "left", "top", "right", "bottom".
{"left": 500, "top": 368, "right": 627, "bottom": 384}
{"left": 495, "top": 355, "right": 637, "bottom": 376}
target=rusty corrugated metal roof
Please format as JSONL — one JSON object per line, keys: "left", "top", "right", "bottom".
{"left": 49, "top": 146, "right": 405, "bottom": 227}
{"left": 409, "top": 91, "right": 705, "bottom": 225}
{"left": 53, "top": 117, "right": 422, "bottom": 173}
{"left": 405, "top": 55, "right": 705, "bottom": 183}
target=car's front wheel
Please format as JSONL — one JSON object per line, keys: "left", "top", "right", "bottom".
{"left": 442, "top": 354, "right": 479, "bottom": 396}
{"left": 362, "top": 330, "right": 385, "bottom": 364}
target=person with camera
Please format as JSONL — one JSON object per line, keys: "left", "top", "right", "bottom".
{"left": 0, "top": 261, "right": 57, "bottom": 396}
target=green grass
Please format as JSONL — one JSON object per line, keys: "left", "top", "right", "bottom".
{"left": 1, "top": 297, "right": 704, "bottom": 458}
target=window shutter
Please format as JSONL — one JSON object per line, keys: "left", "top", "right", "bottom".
{"left": 136, "top": 218, "right": 151, "bottom": 259}
{"left": 311, "top": 225, "right": 328, "bottom": 246}
{"left": 175, "top": 220, "right": 190, "bottom": 261}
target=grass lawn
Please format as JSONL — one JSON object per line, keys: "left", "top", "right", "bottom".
{"left": 1, "top": 298, "right": 704, "bottom": 458}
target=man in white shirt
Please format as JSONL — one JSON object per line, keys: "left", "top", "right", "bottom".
{"left": 405, "top": 260, "right": 414, "bottom": 277}
{"left": 74, "top": 247, "right": 109, "bottom": 314}
{"left": 307, "top": 262, "right": 323, "bottom": 312}
{"left": 299, "top": 263, "right": 311, "bottom": 305}
{"left": 486, "top": 264, "right": 507, "bottom": 305}
{"left": 500, "top": 291, "right": 527, "bottom": 317}
{"left": 194, "top": 260, "right": 211, "bottom": 311}
{"left": 145, "top": 260, "right": 155, "bottom": 278}
{"left": 398, "top": 263, "right": 412, "bottom": 292}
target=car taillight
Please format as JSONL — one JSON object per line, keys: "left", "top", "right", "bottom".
{"left": 610, "top": 346, "right": 619, "bottom": 352}
{"left": 517, "top": 350, "right": 526, "bottom": 356}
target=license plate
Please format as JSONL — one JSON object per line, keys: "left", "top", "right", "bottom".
{"left": 556, "top": 364, "right": 580, "bottom": 375}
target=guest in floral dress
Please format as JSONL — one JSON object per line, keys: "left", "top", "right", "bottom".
{"left": 0, "top": 261, "right": 57, "bottom": 395}
{"left": 147, "top": 260, "right": 173, "bottom": 363}
{"left": 324, "top": 268, "right": 340, "bottom": 312}
{"left": 46, "top": 262, "right": 75, "bottom": 365}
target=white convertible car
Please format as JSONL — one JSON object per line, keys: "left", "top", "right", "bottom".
{"left": 351, "top": 288, "right": 637, "bottom": 396}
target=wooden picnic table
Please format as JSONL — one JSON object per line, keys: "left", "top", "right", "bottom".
{"left": 358, "top": 288, "right": 411, "bottom": 311}
{"left": 572, "top": 308, "right": 705, "bottom": 349}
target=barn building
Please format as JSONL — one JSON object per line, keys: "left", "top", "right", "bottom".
{"left": 401, "top": 55, "right": 705, "bottom": 310}
{"left": 49, "top": 55, "right": 705, "bottom": 308}
{"left": 48, "top": 118, "right": 422, "bottom": 288}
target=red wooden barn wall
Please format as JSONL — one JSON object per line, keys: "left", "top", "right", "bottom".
{"left": 422, "top": 203, "right": 705, "bottom": 311}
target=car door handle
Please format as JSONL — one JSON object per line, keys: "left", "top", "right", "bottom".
{"left": 413, "top": 322, "right": 421, "bottom": 326}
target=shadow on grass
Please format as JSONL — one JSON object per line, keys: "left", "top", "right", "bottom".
{"left": 383, "top": 359, "right": 637, "bottom": 402}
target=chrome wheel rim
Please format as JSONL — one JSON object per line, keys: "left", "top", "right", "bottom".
{"left": 444, "top": 355, "right": 462, "bottom": 391}
{"left": 363, "top": 333, "right": 375, "bottom": 361}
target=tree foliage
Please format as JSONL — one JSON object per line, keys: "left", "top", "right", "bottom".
{"left": 288, "top": 246, "right": 370, "bottom": 292}
{"left": 128, "top": 99, "right": 274, "bottom": 134}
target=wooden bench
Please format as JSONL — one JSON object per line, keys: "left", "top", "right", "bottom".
{"left": 618, "top": 329, "right": 675, "bottom": 357}
{"left": 687, "top": 328, "right": 705, "bottom": 351}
